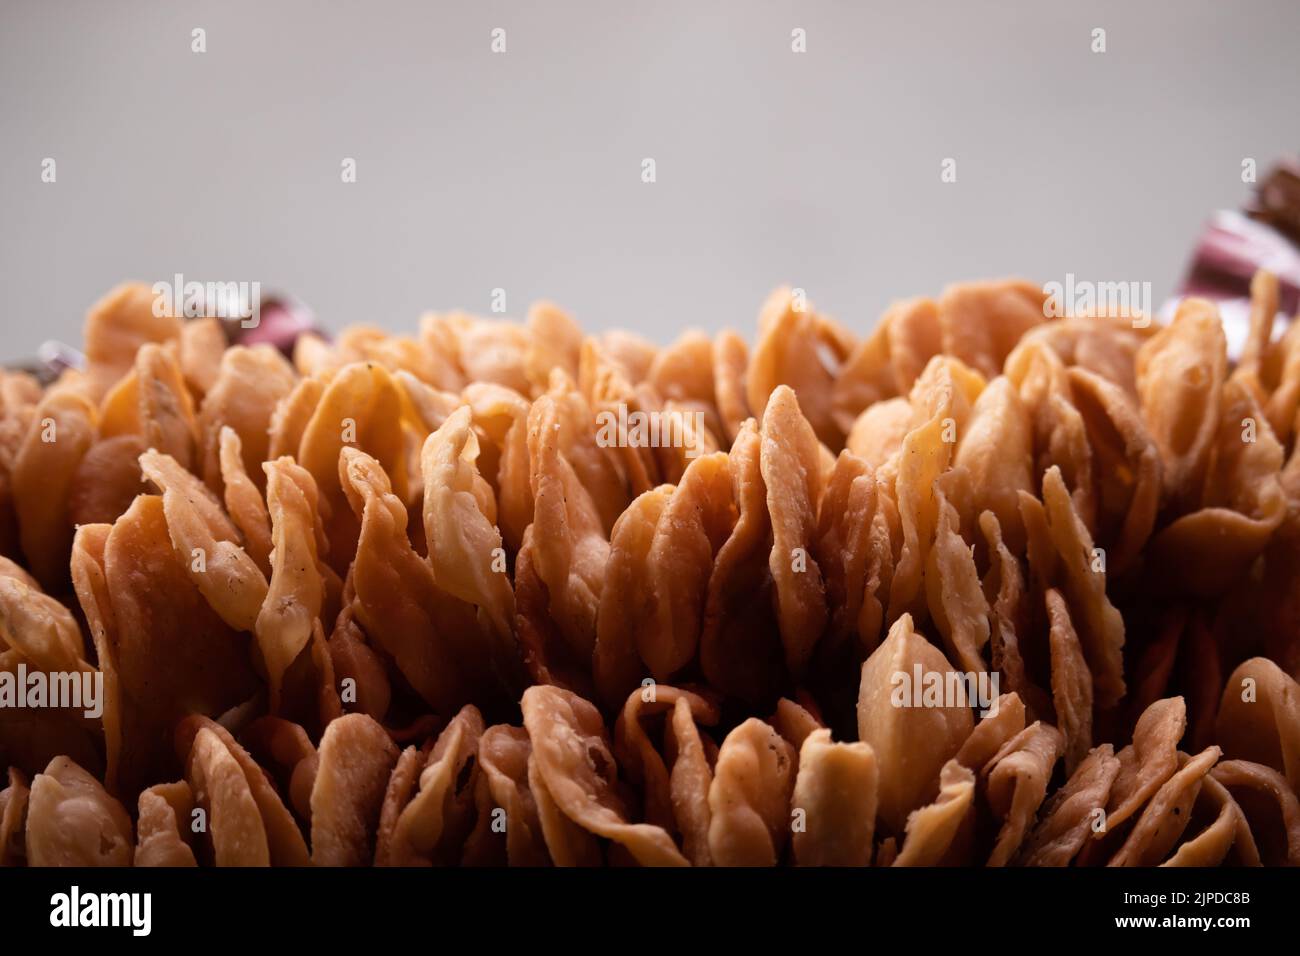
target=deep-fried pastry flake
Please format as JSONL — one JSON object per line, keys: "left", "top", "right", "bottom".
{"left": 135, "top": 781, "right": 198, "bottom": 867}
{"left": 984, "top": 721, "right": 1064, "bottom": 866}
{"left": 892, "top": 759, "right": 975, "bottom": 866}
{"left": 1018, "top": 744, "right": 1121, "bottom": 866}
{"left": 311, "top": 713, "right": 398, "bottom": 866}
{"left": 521, "top": 685, "right": 687, "bottom": 866}
{"left": 857, "top": 614, "right": 973, "bottom": 833}
{"left": 760, "top": 385, "right": 828, "bottom": 677}
{"left": 1215, "top": 657, "right": 1300, "bottom": 793}
{"left": 1106, "top": 697, "right": 1187, "bottom": 831}
{"left": 790, "top": 729, "right": 878, "bottom": 867}
{"left": 25, "top": 756, "right": 133, "bottom": 867}
{"left": 707, "top": 717, "right": 796, "bottom": 866}
{"left": 1045, "top": 588, "right": 1093, "bottom": 774}
{"left": 1109, "top": 746, "right": 1221, "bottom": 866}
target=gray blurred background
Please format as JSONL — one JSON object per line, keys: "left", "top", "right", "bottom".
{"left": 1, "top": 0, "right": 1296, "bottom": 360}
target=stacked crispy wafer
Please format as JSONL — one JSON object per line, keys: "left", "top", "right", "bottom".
{"left": 1, "top": 275, "right": 1298, "bottom": 867}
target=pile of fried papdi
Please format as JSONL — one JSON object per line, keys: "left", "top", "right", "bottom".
{"left": 1, "top": 275, "right": 1299, "bottom": 868}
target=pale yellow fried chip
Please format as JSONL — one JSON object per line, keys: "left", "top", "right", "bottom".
{"left": 135, "top": 781, "right": 198, "bottom": 867}
{"left": 140, "top": 448, "right": 268, "bottom": 632}
{"left": 790, "top": 729, "right": 878, "bottom": 867}
{"left": 857, "top": 614, "right": 973, "bottom": 833}
{"left": 984, "top": 721, "right": 1064, "bottom": 866}
{"left": 25, "top": 756, "right": 133, "bottom": 867}
{"left": 521, "top": 685, "right": 688, "bottom": 866}
{"left": 760, "top": 385, "right": 827, "bottom": 677}
{"left": 892, "top": 759, "right": 975, "bottom": 866}
{"left": 11, "top": 390, "right": 97, "bottom": 588}
{"left": 706, "top": 717, "right": 796, "bottom": 867}
{"left": 310, "top": 713, "right": 399, "bottom": 866}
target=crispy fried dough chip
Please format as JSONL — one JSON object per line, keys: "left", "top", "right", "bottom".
{"left": 937, "top": 279, "right": 1049, "bottom": 380}
{"left": 1209, "top": 759, "right": 1300, "bottom": 866}
{"left": 99, "top": 495, "right": 258, "bottom": 797}
{"left": 382, "top": 705, "right": 484, "bottom": 865}
{"left": 614, "top": 685, "right": 720, "bottom": 834}
{"left": 639, "top": 452, "right": 734, "bottom": 678}
{"left": 256, "top": 458, "right": 327, "bottom": 710}
{"left": 1136, "top": 297, "right": 1227, "bottom": 509}
{"left": 135, "top": 781, "right": 198, "bottom": 867}
{"left": 69, "top": 434, "right": 148, "bottom": 526}
{"left": 1019, "top": 744, "right": 1120, "bottom": 866}
{"left": 522, "top": 685, "right": 687, "bottom": 866}
{"left": 1, "top": 768, "right": 30, "bottom": 866}
{"left": 25, "top": 756, "right": 133, "bottom": 867}
{"left": 1215, "top": 657, "right": 1300, "bottom": 793}
{"left": 82, "top": 282, "right": 182, "bottom": 397}
{"left": 342, "top": 446, "right": 486, "bottom": 710}
{"left": 790, "top": 729, "right": 878, "bottom": 867}
{"left": 1040, "top": 466, "right": 1126, "bottom": 708}
{"left": 953, "top": 377, "right": 1033, "bottom": 552}
{"left": 984, "top": 721, "right": 1064, "bottom": 866}
{"left": 219, "top": 427, "right": 272, "bottom": 574}
{"left": 12, "top": 390, "right": 96, "bottom": 588}
{"left": 892, "top": 760, "right": 975, "bottom": 866}
{"left": 1106, "top": 697, "right": 1187, "bottom": 830}
{"left": 199, "top": 345, "right": 297, "bottom": 491}
{"left": 140, "top": 448, "right": 267, "bottom": 631}
{"left": 1109, "top": 746, "right": 1221, "bottom": 866}
{"left": 527, "top": 394, "right": 610, "bottom": 662}
{"left": 747, "top": 287, "right": 855, "bottom": 448}
{"left": 761, "top": 386, "right": 828, "bottom": 676}
{"left": 707, "top": 717, "right": 796, "bottom": 866}
{"left": 1046, "top": 588, "right": 1093, "bottom": 774}
{"left": 593, "top": 487, "right": 672, "bottom": 707}
{"left": 311, "top": 713, "right": 399, "bottom": 866}
{"left": 700, "top": 421, "right": 785, "bottom": 702}
{"left": 478, "top": 725, "right": 550, "bottom": 866}
{"left": 857, "top": 614, "right": 973, "bottom": 833}
{"left": 422, "top": 407, "right": 519, "bottom": 675}
{"left": 300, "top": 362, "right": 406, "bottom": 567}
{"left": 832, "top": 297, "right": 940, "bottom": 435}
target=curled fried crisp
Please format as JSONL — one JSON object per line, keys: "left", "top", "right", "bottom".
{"left": 1215, "top": 657, "right": 1300, "bottom": 793}
{"left": 140, "top": 448, "right": 268, "bottom": 632}
{"left": 984, "top": 721, "right": 1063, "bottom": 866}
{"left": 527, "top": 394, "right": 610, "bottom": 663}
{"left": 381, "top": 705, "right": 484, "bottom": 866}
{"left": 1209, "top": 759, "right": 1300, "bottom": 866}
{"left": 1019, "top": 744, "right": 1121, "bottom": 866}
{"left": 707, "top": 718, "right": 796, "bottom": 866}
{"left": 199, "top": 345, "right": 297, "bottom": 492}
{"left": 790, "top": 729, "right": 878, "bottom": 867}
{"left": 1041, "top": 465, "right": 1126, "bottom": 708}
{"left": 299, "top": 362, "right": 407, "bottom": 568}
{"left": 954, "top": 376, "right": 1033, "bottom": 552}
{"left": 521, "top": 685, "right": 687, "bottom": 866}
{"left": 760, "top": 385, "right": 827, "bottom": 677}
{"left": 892, "top": 760, "right": 975, "bottom": 866}
{"left": 1109, "top": 746, "right": 1221, "bottom": 866}
{"left": 478, "top": 725, "right": 550, "bottom": 866}
{"left": 1, "top": 768, "right": 30, "bottom": 866}
{"left": 1046, "top": 588, "right": 1093, "bottom": 774}
{"left": 1106, "top": 697, "right": 1187, "bottom": 831}
{"left": 311, "top": 713, "right": 399, "bottom": 866}
{"left": 1136, "top": 297, "right": 1227, "bottom": 510}
{"left": 422, "top": 407, "right": 519, "bottom": 675}
{"left": 25, "top": 756, "right": 133, "bottom": 867}
{"left": 256, "top": 458, "right": 327, "bottom": 710}
{"left": 857, "top": 614, "right": 973, "bottom": 833}
{"left": 100, "top": 495, "right": 258, "bottom": 798}
{"left": 700, "top": 420, "right": 785, "bottom": 702}
{"left": 639, "top": 452, "right": 734, "bottom": 678}
{"left": 219, "top": 427, "right": 272, "bottom": 575}
{"left": 11, "top": 390, "right": 96, "bottom": 588}
{"left": 135, "top": 781, "right": 198, "bottom": 867}
{"left": 747, "top": 287, "right": 855, "bottom": 448}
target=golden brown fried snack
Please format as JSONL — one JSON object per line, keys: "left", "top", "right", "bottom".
{"left": 25, "top": 756, "right": 133, "bottom": 867}
{"left": 134, "top": 781, "right": 198, "bottom": 867}
{"left": 790, "top": 729, "right": 878, "bottom": 867}
{"left": 707, "top": 717, "right": 796, "bottom": 866}
{"left": 310, "top": 713, "right": 398, "bottom": 866}
{"left": 521, "top": 685, "right": 687, "bottom": 866}
{"left": 857, "top": 614, "right": 973, "bottom": 834}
